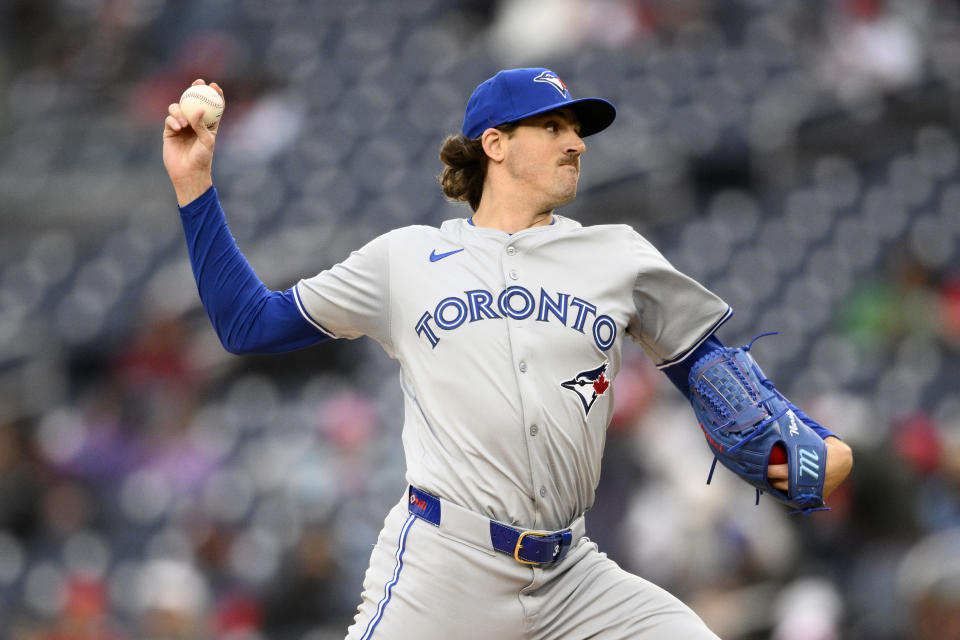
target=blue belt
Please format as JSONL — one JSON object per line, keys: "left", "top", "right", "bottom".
{"left": 408, "top": 486, "right": 574, "bottom": 566}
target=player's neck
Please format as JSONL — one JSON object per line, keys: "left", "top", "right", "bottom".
{"left": 471, "top": 190, "right": 555, "bottom": 234}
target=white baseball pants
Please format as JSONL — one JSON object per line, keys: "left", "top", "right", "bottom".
{"left": 345, "top": 492, "right": 720, "bottom": 640}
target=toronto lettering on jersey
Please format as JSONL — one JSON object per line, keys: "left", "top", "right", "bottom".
{"left": 415, "top": 286, "right": 617, "bottom": 350}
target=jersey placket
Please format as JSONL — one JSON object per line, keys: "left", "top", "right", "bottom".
{"left": 500, "top": 236, "right": 551, "bottom": 529}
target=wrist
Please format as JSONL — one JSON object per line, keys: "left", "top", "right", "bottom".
{"left": 172, "top": 175, "right": 213, "bottom": 207}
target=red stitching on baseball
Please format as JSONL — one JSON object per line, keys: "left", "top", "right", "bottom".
{"left": 183, "top": 90, "right": 223, "bottom": 109}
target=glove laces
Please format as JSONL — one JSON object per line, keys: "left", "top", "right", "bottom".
{"left": 742, "top": 331, "right": 778, "bottom": 352}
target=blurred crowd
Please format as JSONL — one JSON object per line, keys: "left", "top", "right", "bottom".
{"left": 2, "top": 0, "right": 960, "bottom": 638}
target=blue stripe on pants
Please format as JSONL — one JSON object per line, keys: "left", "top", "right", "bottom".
{"left": 361, "top": 514, "right": 416, "bottom": 640}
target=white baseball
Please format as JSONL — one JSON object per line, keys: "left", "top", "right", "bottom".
{"left": 179, "top": 84, "right": 224, "bottom": 127}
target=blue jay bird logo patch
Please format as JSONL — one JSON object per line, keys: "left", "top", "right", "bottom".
{"left": 561, "top": 361, "right": 611, "bottom": 416}
{"left": 533, "top": 71, "right": 570, "bottom": 97}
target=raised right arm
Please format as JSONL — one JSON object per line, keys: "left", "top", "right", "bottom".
{"left": 179, "top": 187, "right": 330, "bottom": 354}
{"left": 164, "top": 80, "right": 329, "bottom": 355}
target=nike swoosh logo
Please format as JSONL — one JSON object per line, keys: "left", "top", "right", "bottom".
{"left": 429, "top": 248, "right": 464, "bottom": 262}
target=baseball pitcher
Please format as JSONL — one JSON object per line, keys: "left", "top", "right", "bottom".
{"left": 162, "top": 69, "right": 854, "bottom": 639}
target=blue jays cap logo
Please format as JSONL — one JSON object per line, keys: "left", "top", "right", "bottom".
{"left": 561, "top": 361, "right": 611, "bottom": 416}
{"left": 533, "top": 71, "right": 570, "bottom": 98}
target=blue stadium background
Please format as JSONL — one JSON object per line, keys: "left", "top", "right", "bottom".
{"left": 2, "top": 1, "right": 960, "bottom": 638}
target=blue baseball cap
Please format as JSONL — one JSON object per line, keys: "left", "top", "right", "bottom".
{"left": 462, "top": 68, "right": 616, "bottom": 139}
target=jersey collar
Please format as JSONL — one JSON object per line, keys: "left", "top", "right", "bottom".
{"left": 467, "top": 215, "right": 557, "bottom": 235}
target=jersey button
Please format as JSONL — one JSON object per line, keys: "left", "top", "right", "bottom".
{"left": 506, "top": 246, "right": 516, "bottom": 256}
{"left": 518, "top": 361, "right": 527, "bottom": 373}
{"left": 509, "top": 269, "right": 518, "bottom": 280}
{"left": 539, "top": 486, "right": 547, "bottom": 498}
{"left": 529, "top": 425, "right": 538, "bottom": 436}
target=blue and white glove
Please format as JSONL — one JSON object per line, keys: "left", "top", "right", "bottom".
{"left": 688, "top": 335, "right": 828, "bottom": 514}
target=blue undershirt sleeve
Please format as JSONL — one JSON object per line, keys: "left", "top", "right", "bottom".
{"left": 662, "top": 334, "right": 724, "bottom": 395}
{"left": 661, "top": 332, "right": 837, "bottom": 441}
{"left": 178, "top": 185, "right": 331, "bottom": 355}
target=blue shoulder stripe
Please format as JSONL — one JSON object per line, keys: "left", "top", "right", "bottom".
{"left": 656, "top": 306, "right": 734, "bottom": 370}
{"left": 293, "top": 284, "right": 338, "bottom": 339}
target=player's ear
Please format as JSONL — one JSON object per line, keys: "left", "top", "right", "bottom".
{"left": 481, "top": 128, "right": 506, "bottom": 163}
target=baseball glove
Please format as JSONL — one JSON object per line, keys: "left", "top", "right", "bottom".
{"left": 688, "top": 333, "right": 829, "bottom": 514}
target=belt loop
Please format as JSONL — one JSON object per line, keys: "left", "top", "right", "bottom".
{"left": 408, "top": 486, "right": 442, "bottom": 526}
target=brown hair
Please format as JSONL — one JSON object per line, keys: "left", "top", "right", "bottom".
{"left": 437, "top": 124, "right": 517, "bottom": 211}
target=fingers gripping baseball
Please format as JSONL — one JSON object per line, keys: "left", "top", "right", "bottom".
{"left": 163, "top": 80, "right": 225, "bottom": 206}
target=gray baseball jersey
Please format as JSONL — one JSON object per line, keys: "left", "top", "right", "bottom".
{"left": 294, "top": 214, "right": 730, "bottom": 532}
